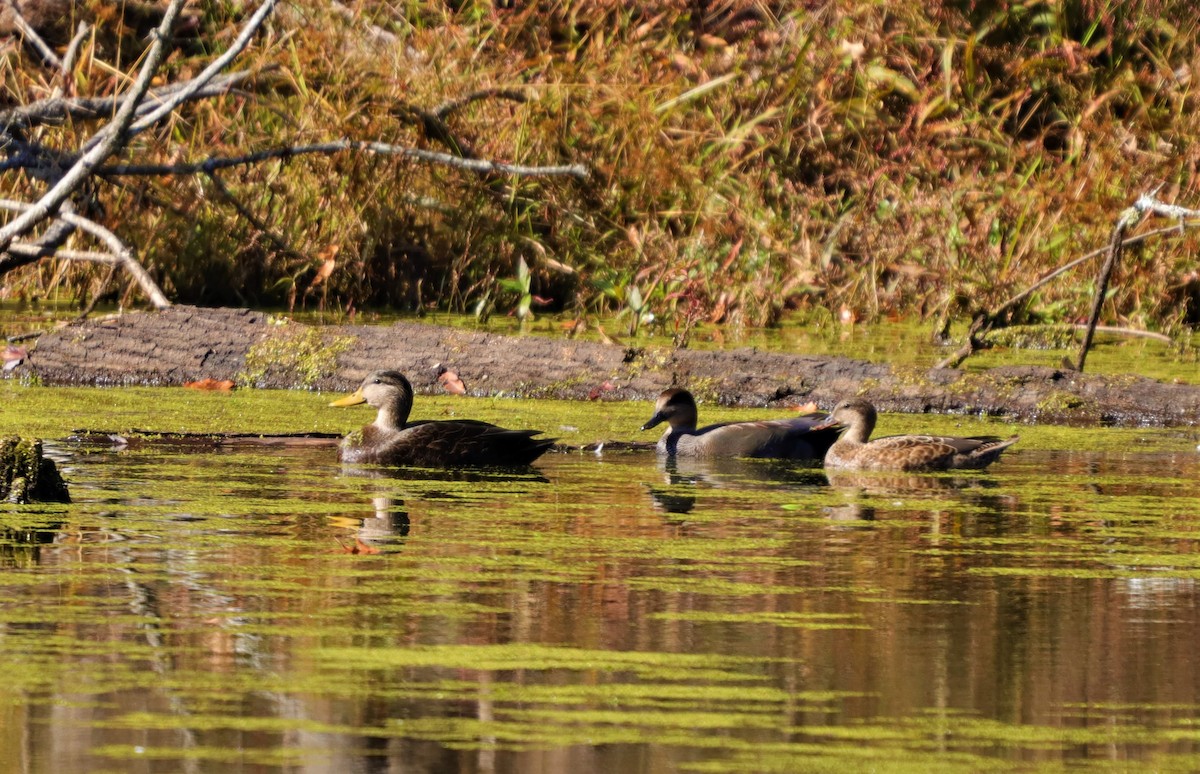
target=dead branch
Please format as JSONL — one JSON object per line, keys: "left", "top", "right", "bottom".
{"left": 0, "top": 199, "right": 171, "bottom": 308}
{"left": 2, "top": 0, "right": 61, "bottom": 69}
{"left": 433, "top": 88, "right": 530, "bottom": 119}
{"left": 0, "top": 0, "right": 189, "bottom": 253}
{"left": 97, "top": 140, "right": 591, "bottom": 179}
{"left": 1073, "top": 193, "right": 1200, "bottom": 371}
{"left": 58, "top": 23, "right": 90, "bottom": 82}
{"left": 935, "top": 196, "right": 1200, "bottom": 370}
{"left": 1076, "top": 206, "right": 1140, "bottom": 371}
{"left": 329, "top": 1, "right": 397, "bottom": 46}
{"left": 0, "top": 71, "right": 259, "bottom": 133}
{"left": 120, "top": 0, "right": 280, "bottom": 141}
{"left": 1074, "top": 324, "right": 1174, "bottom": 344}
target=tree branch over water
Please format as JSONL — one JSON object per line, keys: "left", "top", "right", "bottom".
{"left": 0, "top": 0, "right": 588, "bottom": 310}
{"left": 935, "top": 193, "right": 1200, "bottom": 371}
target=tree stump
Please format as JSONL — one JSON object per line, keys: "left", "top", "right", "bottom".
{"left": 0, "top": 437, "right": 70, "bottom": 504}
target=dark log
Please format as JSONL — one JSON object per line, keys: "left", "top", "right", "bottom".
{"left": 9, "top": 305, "right": 1200, "bottom": 427}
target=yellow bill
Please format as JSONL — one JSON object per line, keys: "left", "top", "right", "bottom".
{"left": 329, "top": 389, "right": 366, "bottom": 407}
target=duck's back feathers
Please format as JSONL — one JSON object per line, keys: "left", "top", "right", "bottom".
{"left": 662, "top": 416, "right": 840, "bottom": 460}
{"left": 827, "top": 432, "right": 1019, "bottom": 471}
{"left": 340, "top": 420, "right": 554, "bottom": 467}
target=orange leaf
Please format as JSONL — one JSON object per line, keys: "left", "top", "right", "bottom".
{"left": 185, "top": 378, "right": 235, "bottom": 392}
{"left": 437, "top": 370, "right": 467, "bottom": 395}
{"left": 311, "top": 245, "right": 340, "bottom": 286}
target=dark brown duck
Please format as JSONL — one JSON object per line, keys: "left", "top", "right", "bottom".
{"left": 641, "top": 388, "right": 840, "bottom": 460}
{"left": 330, "top": 370, "right": 554, "bottom": 466}
{"left": 814, "top": 398, "right": 1019, "bottom": 471}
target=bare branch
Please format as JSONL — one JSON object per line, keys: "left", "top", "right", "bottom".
{"left": 433, "top": 88, "right": 530, "bottom": 120}
{"left": 1076, "top": 206, "right": 1142, "bottom": 371}
{"left": 120, "top": 0, "right": 279, "bottom": 141}
{"left": 2, "top": 0, "right": 62, "bottom": 69}
{"left": 0, "top": 199, "right": 171, "bottom": 308}
{"left": 981, "top": 223, "right": 1197, "bottom": 326}
{"left": 1134, "top": 193, "right": 1200, "bottom": 220}
{"left": 59, "top": 23, "right": 91, "bottom": 83}
{"left": 935, "top": 195, "right": 1199, "bottom": 370}
{"left": 0, "top": 0, "right": 188, "bottom": 253}
{"left": 1074, "top": 324, "right": 1174, "bottom": 344}
{"left": 1, "top": 71, "right": 260, "bottom": 133}
{"left": 330, "top": 1, "right": 397, "bottom": 46}
{"left": 98, "top": 140, "right": 591, "bottom": 179}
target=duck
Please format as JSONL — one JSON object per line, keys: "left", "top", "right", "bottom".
{"left": 640, "top": 387, "right": 840, "bottom": 460}
{"left": 329, "top": 370, "right": 554, "bottom": 466}
{"left": 813, "top": 398, "right": 1018, "bottom": 471}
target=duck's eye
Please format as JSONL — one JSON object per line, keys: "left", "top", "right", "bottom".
{"left": 373, "top": 378, "right": 381, "bottom": 384}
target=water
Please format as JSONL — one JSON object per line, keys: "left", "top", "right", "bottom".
{"left": 3, "top": 430, "right": 1199, "bottom": 773}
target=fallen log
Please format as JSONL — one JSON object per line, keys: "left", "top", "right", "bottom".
{"left": 10, "top": 305, "right": 1200, "bottom": 427}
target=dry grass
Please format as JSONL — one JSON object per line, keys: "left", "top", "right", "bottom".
{"left": 1, "top": 0, "right": 1198, "bottom": 335}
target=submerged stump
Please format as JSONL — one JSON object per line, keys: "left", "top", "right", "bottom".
{"left": 0, "top": 437, "right": 70, "bottom": 504}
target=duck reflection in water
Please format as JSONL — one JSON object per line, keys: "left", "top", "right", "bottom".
{"left": 645, "top": 455, "right": 830, "bottom": 515}
{"left": 821, "top": 468, "right": 1007, "bottom": 523}
{"left": 330, "top": 494, "right": 411, "bottom": 553}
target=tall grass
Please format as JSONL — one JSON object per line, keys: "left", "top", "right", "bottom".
{"left": 1, "top": 0, "right": 1197, "bottom": 333}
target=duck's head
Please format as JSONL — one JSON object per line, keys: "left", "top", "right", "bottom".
{"left": 811, "top": 399, "right": 876, "bottom": 439}
{"left": 641, "top": 388, "right": 699, "bottom": 432}
{"left": 330, "top": 370, "right": 414, "bottom": 427}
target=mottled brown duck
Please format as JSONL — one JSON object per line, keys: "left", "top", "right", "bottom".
{"left": 330, "top": 370, "right": 554, "bottom": 466}
{"left": 640, "top": 388, "right": 840, "bottom": 460}
{"left": 813, "top": 398, "right": 1018, "bottom": 472}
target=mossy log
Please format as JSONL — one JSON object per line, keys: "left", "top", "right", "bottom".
{"left": 0, "top": 437, "right": 70, "bottom": 504}
{"left": 9, "top": 305, "right": 1200, "bottom": 427}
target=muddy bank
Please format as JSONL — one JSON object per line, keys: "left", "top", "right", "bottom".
{"left": 10, "top": 305, "right": 1200, "bottom": 427}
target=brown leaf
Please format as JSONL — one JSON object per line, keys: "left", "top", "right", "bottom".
{"left": 184, "top": 378, "right": 235, "bottom": 392}
{"left": 437, "top": 369, "right": 467, "bottom": 395}
{"left": 1, "top": 345, "right": 26, "bottom": 362}
{"left": 311, "top": 245, "right": 340, "bottom": 287}
{"left": 333, "top": 537, "right": 380, "bottom": 555}
{"left": 587, "top": 381, "right": 616, "bottom": 401}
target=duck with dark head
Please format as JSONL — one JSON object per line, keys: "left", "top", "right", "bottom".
{"left": 330, "top": 370, "right": 554, "bottom": 467}
{"left": 641, "top": 387, "right": 839, "bottom": 461}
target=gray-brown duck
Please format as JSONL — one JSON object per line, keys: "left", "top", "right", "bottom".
{"left": 814, "top": 398, "right": 1018, "bottom": 471}
{"left": 641, "top": 388, "right": 839, "bottom": 460}
{"left": 330, "top": 370, "right": 554, "bottom": 466}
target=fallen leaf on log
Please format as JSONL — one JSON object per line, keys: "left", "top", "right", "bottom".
{"left": 587, "top": 381, "right": 616, "bottom": 400}
{"left": 184, "top": 378, "right": 236, "bottom": 392}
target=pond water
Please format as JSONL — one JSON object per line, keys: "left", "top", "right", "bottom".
{"left": 2, "top": 397, "right": 1200, "bottom": 772}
